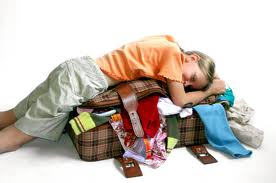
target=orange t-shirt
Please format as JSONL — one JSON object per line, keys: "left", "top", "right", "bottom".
{"left": 96, "top": 35, "right": 185, "bottom": 83}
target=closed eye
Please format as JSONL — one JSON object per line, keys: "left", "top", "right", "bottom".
{"left": 191, "top": 74, "right": 197, "bottom": 82}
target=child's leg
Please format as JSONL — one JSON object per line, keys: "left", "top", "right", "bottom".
{"left": 0, "top": 124, "right": 34, "bottom": 154}
{"left": 11, "top": 60, "right": 84, "bottom": 141}
{"left": 0, "top": 109, "right": 17, "bottom": 130}
{"left": 5, "top": 56, "right": 108, "bottom": 143}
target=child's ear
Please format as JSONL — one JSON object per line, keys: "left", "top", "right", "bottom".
{"left": 191, "top": 54, "right": 200, "bottom": 62}
{"left": 185, "top": 54, "right": 200, "bottom": 63}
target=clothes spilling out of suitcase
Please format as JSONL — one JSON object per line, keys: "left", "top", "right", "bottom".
{"left": 66, "top": 79, "right": 264, "bottom": 178}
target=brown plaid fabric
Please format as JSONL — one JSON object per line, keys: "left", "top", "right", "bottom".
{"left": 175, "top": 113, "right": 207, "bottom": 147}
{"left": 81, "top": 79, "right": 168, "bottom": 108}
{"left": 66, "top": 111, "right": 209, "bottom": 161}
{"left": 66, "top": 79, "right": 216, "bottom": 161}
{"left": 67, "top": 122, "right": 124, "bottom": 161}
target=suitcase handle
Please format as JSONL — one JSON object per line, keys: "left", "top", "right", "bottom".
{"left": 116, "top": 83, "right": 144, "bottom": 137}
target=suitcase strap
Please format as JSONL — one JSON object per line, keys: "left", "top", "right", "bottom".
{"left": 115, "top": 156, "right": 143, "bottom": 178}
{"left": 116, "top": 83, "right": 144, "bottom": 137}
{"left": 188, "top": 145, "right": 218, "bottom": 164}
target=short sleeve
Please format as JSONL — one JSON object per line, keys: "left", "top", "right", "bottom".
{"left": 141, "top": 35, "right": 177, "bottom": 43}
{"left": 157, "top": 48, "right": 184, "bottom": 83}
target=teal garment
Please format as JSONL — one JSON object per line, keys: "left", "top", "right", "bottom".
{"left": 193, "top": 104, "right": 252, "bottom": 158}
{"left": 217, "top": 87, "right": 235, "bottom": 107}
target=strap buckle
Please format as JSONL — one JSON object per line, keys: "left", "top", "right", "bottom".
{"left": 188, "top": 145, "right": 218, "bottom": 164}
{"left": 115, "top": 156, "right": 143, "bottom": 178}
{"left": 117, "top": 83, "right": 144, "bottom": 137}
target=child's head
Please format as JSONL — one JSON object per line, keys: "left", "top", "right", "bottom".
{"left": 182, "top": 50, "right": 215, "bottom": 90}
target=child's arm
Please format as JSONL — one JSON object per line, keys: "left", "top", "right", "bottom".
{"left": 167, "top": 79, "right": 225, "bottom": 107}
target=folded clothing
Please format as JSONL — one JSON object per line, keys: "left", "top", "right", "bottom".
{"left": 193, "top": 103, "right": 252, "bottom": 158}
{"left": 69, "top": 112, "right": 109, "bottom": 135}
{"left": 122, "top": 95, "right": 160, "bottom": 138}
{"left": 217, "top": 86, "right": 235, "bottom": 107}
{"left": 157, "top": 97, "right": 193, "bottom": 118}
{"left": 227, "top": 99, "right": 255, "bottom": 125}
{"left": 166, "top": 115, "right": 179, "bottom": 153}
{"left": 229, "top": 120, "right": 264, "bottom": 148}
{"left": 109, "top": 113, "right": 167, "bottom": 169}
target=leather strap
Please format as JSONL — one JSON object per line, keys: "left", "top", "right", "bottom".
{"left": 115, "top": 156, "right": 143, "bottom": 178}
{"left": 188, "top": 145, "right": 218, "bottom": 164}
{"left": 116, "top": 83, "right": 144, "bottom": 137}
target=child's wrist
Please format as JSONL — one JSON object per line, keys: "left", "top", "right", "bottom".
{"left": 204, "top": 88, "right": 213, "bottom": 97}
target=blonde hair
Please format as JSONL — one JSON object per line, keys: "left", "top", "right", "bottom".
{"left": 179, "top": 47, "right": 215, "bottom": 85}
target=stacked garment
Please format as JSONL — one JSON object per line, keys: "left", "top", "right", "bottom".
{"left": 69, "top": 92, "right": 263, "bottom": 167}
{"left": 109, "top": 95, "right": 192, "bottom": 168}
{"left": 193, "top": 104, "right": 252, "bottom": 158}
{"left": 215, "top": 85, "right": 264, "bottom": 149}
{"left": 227, "top": 99, "right": 264, "bottom": 148}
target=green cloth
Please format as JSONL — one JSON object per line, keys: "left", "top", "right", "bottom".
{"left": 69, "top": 112, "right": 109, "bottom": 135}
{"left": 70, "top": 112, "right": 181, "bottom": 154}
{"left": 166, "top": 115, "right": 180, "bottom": 153}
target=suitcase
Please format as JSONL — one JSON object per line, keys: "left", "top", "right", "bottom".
{"left": 66, "top": 79, "right": 216, "bottom": 161}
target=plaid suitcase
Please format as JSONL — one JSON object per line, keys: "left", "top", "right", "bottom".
{"left": 66, "top": 79, "right": 215, "bottom": 161}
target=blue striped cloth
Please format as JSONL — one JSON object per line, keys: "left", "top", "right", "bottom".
{"left": 193, "top": 103, "right": 252, "bottom": 158}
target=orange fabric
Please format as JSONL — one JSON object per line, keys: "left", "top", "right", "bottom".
{"left": 96, "top": 35, "right": 185, "bottom": 83}
{"left": 144, "top": 138, "right": 152, "bottom": 159}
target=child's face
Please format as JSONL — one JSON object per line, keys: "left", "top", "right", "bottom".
{"left": 182, "top": 55, "right": 208, "bottom": 90}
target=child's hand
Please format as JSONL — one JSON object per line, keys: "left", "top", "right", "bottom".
{"left": 208, "top": 79, "right": 226, "bottom": 95}
{"left": 214, "top": 73, "right": 220, "bottom": 79}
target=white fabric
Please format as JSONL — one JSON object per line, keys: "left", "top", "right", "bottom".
{"left": 227, "top": 99, "right": 264, "bottom": 148}
{"left": 227, "top": 99, "right": 255, "bottom": 125}
{"left": 229, "top": 120, "right": 264, "bottom": 148}
{"left": 157, "top": 97, "right": 193, "bottom": 118}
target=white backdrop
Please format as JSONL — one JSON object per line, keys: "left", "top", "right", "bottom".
{"left": 1, "top": 0, "right": 276, "bottom": 183}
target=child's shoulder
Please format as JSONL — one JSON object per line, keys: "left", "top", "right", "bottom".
{"left": 140, "top": 34, "right": 177, "bottom": 42}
